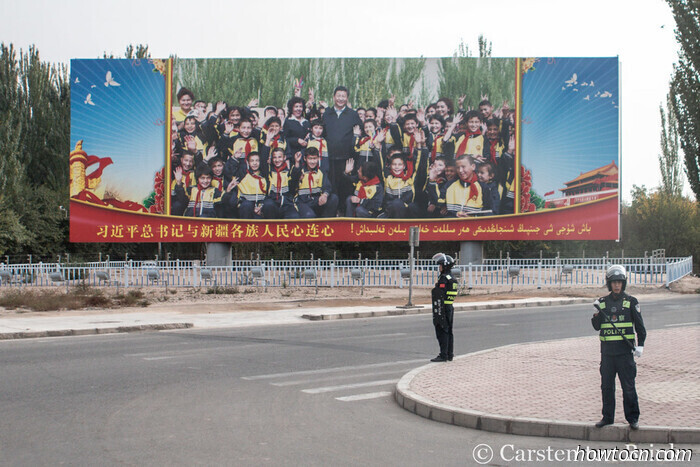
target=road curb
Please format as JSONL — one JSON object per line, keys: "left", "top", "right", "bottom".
{"left": 302, "top": 298, "right": 591, "bottom": 321}
{"left": 0, "top": 322, "right": 194, "bottom": 340}
{"left": 394, "top": 356, "right": 700, "bottom": 444}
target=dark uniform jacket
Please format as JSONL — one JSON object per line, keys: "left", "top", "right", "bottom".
{"left": 592, "top": 292, "right": 646, "bottom": 356}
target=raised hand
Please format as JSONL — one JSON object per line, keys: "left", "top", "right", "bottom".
{"left": 174, "top": 166, "right": 183, "bottom": 183}
{"left": 185, "top": 135, "right": 197, "bottom": 152}
{"left": 215, "top": 101, "right": 226, "bottom": 115}
{"left": 353, "top": 124, "right": 361, "bottom": 137}
{"left": 247, "top": 98, "right": 259, "bottom": 107}
{"left": 345, "top": 158, "right": 355, "bottom": 174}
{"left": 226, "top": 178, "right": 239, "bottom": 192}
{"left": 458, "top": 94, "right": 466, "bottom": 108}
{"left": 224, "top": 121, "right": 235, "bottom": 135}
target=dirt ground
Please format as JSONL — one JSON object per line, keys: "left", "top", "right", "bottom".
{"left": 1, "top": 274, "right": 697, "bottom": 316}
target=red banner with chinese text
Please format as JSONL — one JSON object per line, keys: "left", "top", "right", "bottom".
{"left": 70, "top": 196, "right": 618, "bottom": 243}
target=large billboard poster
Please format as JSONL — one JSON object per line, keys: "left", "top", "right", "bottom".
{"left": 69, "top": 57, "right": 619, "bottom": 243}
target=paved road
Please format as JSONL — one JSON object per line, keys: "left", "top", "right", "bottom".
{"left": 1, "top": 295, "right": 696, "bottom": 466}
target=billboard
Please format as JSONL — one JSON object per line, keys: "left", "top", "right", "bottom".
{"left": 69, "top": 57, "right": 619, "bottom": 242}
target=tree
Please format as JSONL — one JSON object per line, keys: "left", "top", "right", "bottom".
{"left": 659, "top": 93, "right": 684, "bottom": 196}
{"left": 437, "top": 36, "right": 515, "bottom": 111}
{"left": 624, "top": 185, "right": 699, "bottom": 259}
{"left": 667, "top": 0, "right": 700, "bottom": 200}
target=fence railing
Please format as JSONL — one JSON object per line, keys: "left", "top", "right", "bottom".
{"left": 0, "top": 257, "right": 692, "bottom": 290}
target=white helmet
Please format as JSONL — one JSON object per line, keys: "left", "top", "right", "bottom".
{"left": 605, "top": 265, "right": 627, "bottom": 291}
{"left": 432, "top": 253, "right": 454, "bottom": 270}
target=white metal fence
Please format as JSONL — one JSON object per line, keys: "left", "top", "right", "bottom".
{"left": 0, "top": 256, "right": 692, "bottom": 290}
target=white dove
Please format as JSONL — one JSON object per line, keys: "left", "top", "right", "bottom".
{"left": 600, "top": 91, "right": 612, "bottom": 98}
{"left": 91, "top": 84, "right": 96, "bottom": 88}
{"left": 84, "top": 94, "right": 95, "bottom": 106}
{"left": 104, "top": 71, "right": 121, "bottom": 87}
{"left": 583, "top": 95, "right": 590, "bottom": 101}
{"left": 564, "top": 73, "right": 578, "bottom": 86}
{"left": 581, "top": 82, "right": 588, "bottom": 86}
{"left": 74, "top": 77, "right": 80, "bottom": 84}
{"left": 589, "top": 80, "right": 594, "bottom": 87}
{"left": 573, "top": 88, "right": 579, "bottom": 92}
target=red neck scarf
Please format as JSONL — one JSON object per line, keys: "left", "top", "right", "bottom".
{"left": 359, "top": 136, "right": 372, "bottom": 147}
{"left": 407, "top": 133, "right": 415, "bottom": 156}
{"left": 306, "top": 167, "right": 318, "bottom": 194}
{"left": 357, "top": 176, "right": 380, "bottom": 199}
{"left": 273, "top": 164, "right": 286, "bottom": 200}
{"left": 487, "top": 139, "right": 499, "bottom": 165}
{"left": 271, "top": 135, "right": 281, "bottom": 150}
{"left": 241, "top": 137, "right": 252, "bottom": 156}
{"left": 456, "top": 129, "right": 482, "bottom": 156}
{"left": 430, "top": 131, "right": 444, "bottom": 162}
{"left": 248, "top": 170, "right": 266, "bottom": 192}
{"left": 193, "top": 183, "right": 208, "bottom": 217}
{"left": 461, "top": 172, "right": 480, "bottom": 202}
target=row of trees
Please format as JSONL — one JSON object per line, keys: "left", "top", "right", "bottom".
{"left": 174, "top": 36, "right": 515, "bottom": 111}
{"left": 0, "top": 27, "right": 696, "bottom": 266}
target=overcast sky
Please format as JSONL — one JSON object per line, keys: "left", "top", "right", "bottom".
{"left": 3, "top": 0, "right": 688, "bottom": 200}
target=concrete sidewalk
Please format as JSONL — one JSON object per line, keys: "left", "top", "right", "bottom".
{"left": 396, "top": 326, "right": 700, "bottom": 443}
{"left": 0, "top": 297, "right": 590, "bottom": 340}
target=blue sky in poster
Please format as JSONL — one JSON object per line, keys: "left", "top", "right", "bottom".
{"left": 70, "top": 59, "right": 165, "bottom": 203}
{"left": 521, "top": 57, "right": 619, "bottom": 197}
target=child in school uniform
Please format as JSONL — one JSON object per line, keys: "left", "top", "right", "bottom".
{"left": 447, "top": 110, "right": 484, "bottom": 160}
{"left": 444, "top": 154, "right": 489, "bottom": 217}
{"left": 306, "top": 119, "right": 330, "bottom": 175}
{"left": 235, "top": 151, "right": 268, "bottom": 219}
{"left": 261, "top": 147, "right": 301, "bottom": 219}
{"left": 379, "top": 129, "right": 428, "bottom": 218}
{"left": 343, "top": 159, "right": 384, "bottom": 218}
{"left": 483, "top": 118, "right": 515, "bottom": 214}
{"left": 173, "top": 164, "right": 236, "bottom": 218}
{"left": 294, "top": 147, "right": 338, "bottom": 218}
{"left": 218, "top": 118, "right": 259, "bottom": 162}
{"left": 477, "top": 162, "right": 501, "bottom": 215}
{"left": 353, "top": 119, "right": 381, "bottom": 166}
{"left": 170, "top": 151, "right": 197, "bottom": 215}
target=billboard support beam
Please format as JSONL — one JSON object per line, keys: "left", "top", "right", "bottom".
{"left": 206, "top": 243, "right": 232, "bottom": 267}
{"left": 459, "top": 242, "right": 484, "bottom": 266}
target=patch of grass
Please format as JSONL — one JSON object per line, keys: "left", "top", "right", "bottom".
{"left": 206, "top": 286, "right": 239, "bottom": 295}
{"left": 0, "top": 287, "right": 110, "bottom": 311}
{"left": 114, "top": 290, "right": 149, "bottom": 307}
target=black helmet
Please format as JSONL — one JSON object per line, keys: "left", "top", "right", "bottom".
{"left": 432, "top": 253, "right": 454, "bottom": 271}
{"left": 605, "top": 265, "right": 627, "bottom": 291}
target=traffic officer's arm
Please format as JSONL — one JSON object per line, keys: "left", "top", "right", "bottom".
{"left": 631, "top": 298, "right": 647, "bottom": 348}
{"left": 591, "top": 299, "right": 603, "bottom": 331}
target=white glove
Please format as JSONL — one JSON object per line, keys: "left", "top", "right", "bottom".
{"left": 633, "top": 346, "right": 643, "bottom": 358}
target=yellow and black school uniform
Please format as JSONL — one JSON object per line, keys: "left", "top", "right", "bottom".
{"left": 444, "top": 173, "right": 488, "bottom": 216}
{"left": 379, "top": 147, "right": 428, "bottom": 218}
{"left": 295, "top": 164, "right": 339, "bottom": 218}
{"left": 172, "top": 183, "right": 227, "bottom": 218}
{"left": 347, "top": 176, "right": 384, "bottom": 217}
{"left": 307, "top": 136, "right": 330, "bottom": 174}
{"left": 451, "top": 130, "right": 484, "bottom": 157}
{"left": 260, "top": 146, "right": 301, "bottom": 219}
{"left": 353, "top": 135, "right": 380, "bottom": 165}
{"left": 483, "top": 139, "right": 515, "bottom": 214}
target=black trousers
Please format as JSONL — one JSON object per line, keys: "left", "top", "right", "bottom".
{"left": 434, "top": 304, "right": 454, "bottom": 359}
{"left": 600, "top": 353, "right": 639, "bottom": 423}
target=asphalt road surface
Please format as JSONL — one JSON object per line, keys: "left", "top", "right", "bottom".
{"left": 1, "top": 295, "right": 697, "bottom": 466}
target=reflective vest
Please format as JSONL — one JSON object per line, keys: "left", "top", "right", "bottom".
{"left": 597, "top": 297, "right": 635, "bottom": 342}
{"left": 437, "top": 273, "right": 459, "bottom": 305}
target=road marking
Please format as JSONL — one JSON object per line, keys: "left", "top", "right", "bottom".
{"left": 492, "top": 323, "right": 511, "bottom": 326}
{"left": 664, "top": 321, "right": 700, "bottom": 327}
{"left": 270, "top": 369, "right": 408, "bottom": 387}
{"left": 241, "top": 359, "right": 426, "bottom": 380}
{"left": 142, "top": 356, "right": 175, "bottom": 361}
{"left": 335, "top": 391, "right": 392, "bottom": 402}
{"left": 316, "top": 332, "right": 407, "bottom": 342}
{"left": 302, "top": 379, "right": 398, "bottom": 394}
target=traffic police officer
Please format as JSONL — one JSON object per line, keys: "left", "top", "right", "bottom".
{"left": 431, "top": 253, "right": 459, "bottom": 362}
{"left": 591, "top": 265, "right": 646, "bottom": 430}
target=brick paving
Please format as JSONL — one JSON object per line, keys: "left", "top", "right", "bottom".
{"left": 409, "top": 326, "right": 700, "bottom": 428}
